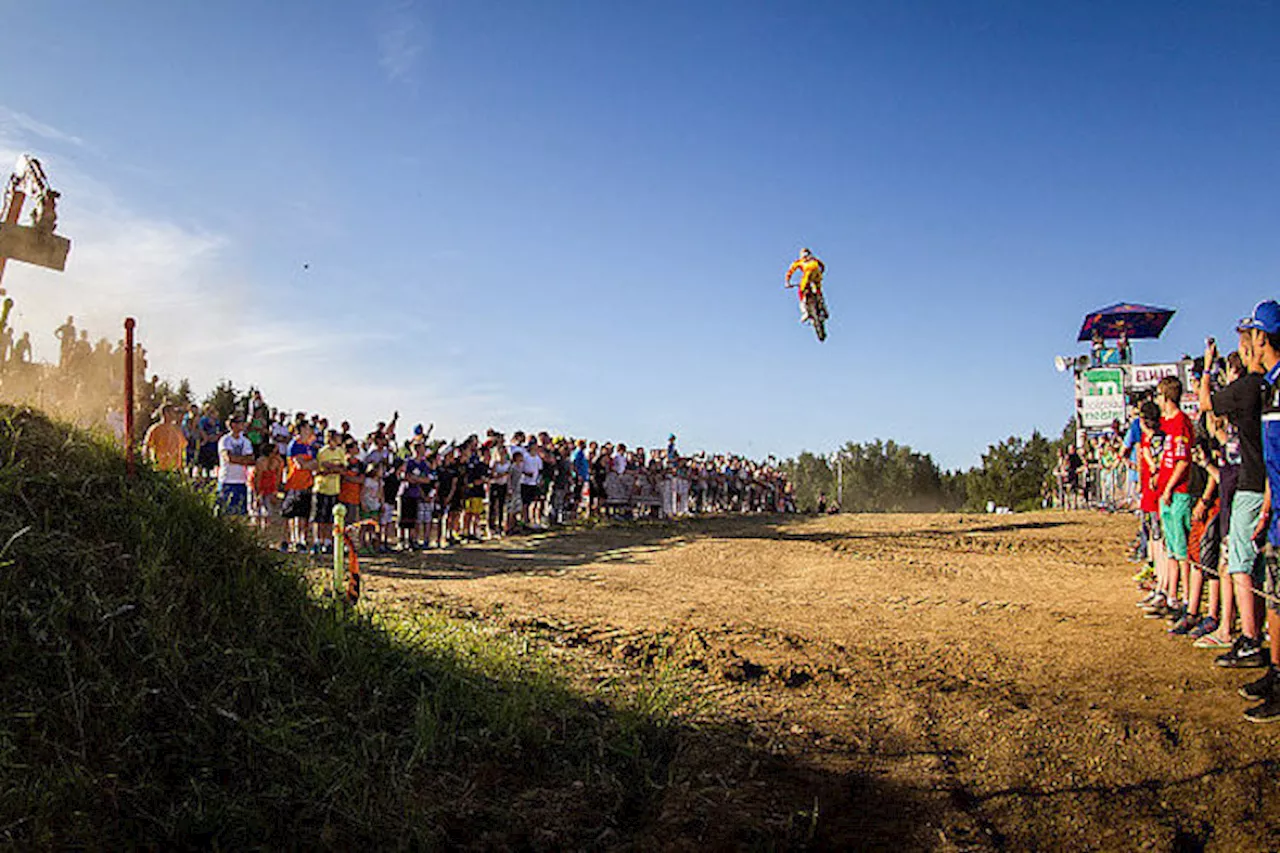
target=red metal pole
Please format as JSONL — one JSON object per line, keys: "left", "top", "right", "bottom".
{"left": 124, "top": 317, "right": 135, "bottom": 479}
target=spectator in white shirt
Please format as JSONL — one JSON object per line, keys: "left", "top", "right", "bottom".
{"left": 217, "top": 414, "right": 256, "bottom": 517}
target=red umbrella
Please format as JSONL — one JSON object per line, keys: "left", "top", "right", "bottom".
{"left": 1077, "top": 302, "right": 1175, "bottom": 341}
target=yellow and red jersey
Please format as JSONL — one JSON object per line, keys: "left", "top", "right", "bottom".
{"left": 786, "top": 257, "right": 825, "bottom": 291}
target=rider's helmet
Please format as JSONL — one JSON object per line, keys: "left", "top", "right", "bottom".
{"left": 800, "top": 247, "right": 812, "bottom": 259}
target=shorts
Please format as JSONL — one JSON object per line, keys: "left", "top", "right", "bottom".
{"left": 399, "top": 495, "right": 419, "bottom": 530}
{"left": 282, "top": 490, "right": 312, "bottom": 520}
{"left": 360, "top": 505, "right": 381, "bottom": 522}
{"left": 381, "top": 503, "right": 395, "bottom": 526}
{"left": 417, "top": 501, "right": 433, "bottom": 524}
{"left": 1228, "top": 490, "right": 1264, "bottom": 575}
{"left": 1144, "top": 510, "right": 1162, "bottom": 543}
{"left": 252, "top": 491, "right": 280, "bottom": 519}
{"left": 311, "top": 492, "right": 338, "bottom": 525}
{"left": 465, "top": 497, "right": 484, "bottom": 515}
{"left": 1265, "top": 544, "right": 1280, "bottom": 615}
{"left": 217, "top": 483, "right": 248, "bottom": 516}
{"left": 341, "top": 503, "right": 360, "bottom": 525}
{"left": 1198, "top": 510, "right": 1222, "bottom": 574}
{"left": 197, "top": 443, "right": 219, "bottom": 471}
{"left": 520, "top": 483, "right": 540, "bottom": 506}
{"left": 1159, "top": 492, "right": 1192, "bottom": 561}
{"left": 1219, "top": 468, "right": 1237, "bottom": 545}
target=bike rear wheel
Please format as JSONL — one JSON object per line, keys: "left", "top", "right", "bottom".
{"left": 806, "top": 292, "right": 828, "bottom": 341}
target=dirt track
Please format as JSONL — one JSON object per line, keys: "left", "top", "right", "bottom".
{"left": 360, "top": 511, "right": 1280, "bottom": 850}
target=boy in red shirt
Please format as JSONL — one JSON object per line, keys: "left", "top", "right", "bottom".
{"left": 1144, "top": 377, "right": 1194, "bottom": 622}
{"left": 1136, "top": 401, "right": 1165, "bottom": 604}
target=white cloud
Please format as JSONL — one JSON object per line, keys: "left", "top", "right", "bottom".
{"left": 0, "top": 113, "right": 552, "bottom": 437}
{"left": 376, "top": 0, "right": 425, "bottom": 84}
{"left": 0, "top": 107, "right": 85, "bottom": 149}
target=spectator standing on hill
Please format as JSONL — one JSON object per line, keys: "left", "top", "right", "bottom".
{"left": 338, "top": 438, "right": 364, "bottom": 534}
{"left": 246, "top": 392, "right": 269, "bottom": 449}
{"left": 463, "top": 442, "right": 489, "bottom": 540}
{"left": 282, "top": 424, "right": 318, "bottom": 552}
{"left": 397, "top": 442, "right": 432, "bottom": 550}
{"left": 143, "top": 404, "right": 187, "bottom": 473}
{"left": 572, "top": 439, "right": 590, "bottom": 505}
{"left": 270, "top": 411, "right": 290, "bottom": 456}
{"left": 250, "top": 443, "right": 284, "bottom": 538}
{"left": 54, "top": 315, "right": 75, "bottom": 367}
{"left": 216, "top": 415, "right": 255, "bottom": 517}
{"left": 313, "top": 429, "right": 346, "bottom": 552}
{"left": 489, "top": 444, "right": 511, "bottom": 536}
{"left": 196, "top": 405, "right": 222, "bottom": 480}
{"left": 11, "top": 332, "right": 31, "bottom": 366}
{"left": 1199, "top": 307, "right": 1271, "bottom": 670}
{"left": 520, "top": 438, "right": 543, "bottom": 529}
{"left": 506, "top": 450, "right": 527, "bottom": 532}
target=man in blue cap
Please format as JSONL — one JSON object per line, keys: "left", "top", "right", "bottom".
{"left": 1201, "top": 303, "right": 1273, "bottom": 670}
{"left": 1213, "top": 300, "right": 1280, "bottom": 721}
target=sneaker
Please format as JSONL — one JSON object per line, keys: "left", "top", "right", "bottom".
{"left": 1188, "top": 617, "right": 1219, "bottom": 640}
{"left": 1216, "top": 636, "right": 1267, "bottom": 669}
{"left": 1143, "top": 603, "right": 1171, "bottom": 619}
{"left": 1137, "top": 591, "right": 1163, "bottom": 608}
{"left": 1165, "top": 604, "right": 1187, "bottom": 623}
{"left": 1239, "top": 667, "right": 1279, "bottom": 701}
{"left": 1194, "top": 633, "right": 1231, "bottom": 648}
{"left": 1168, "top": 615, "right": 1197, "bottom": 636}
{"left": 1132, "top": 565, "right": 1156, "bottom": 583}
{"left": 1244, "top": 692, "right": 1280, "bottom": 723}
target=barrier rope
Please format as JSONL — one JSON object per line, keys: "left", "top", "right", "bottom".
{"left": 1185, "top": 557, "right": 1280, "bottom": 609}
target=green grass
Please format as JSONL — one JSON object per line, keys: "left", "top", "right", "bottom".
{"left": 0, "top": 407, "right": 678, "bottom": 848}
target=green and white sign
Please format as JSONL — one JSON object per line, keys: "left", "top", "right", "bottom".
{"left": 1078, "top": 368, "right": 1125, "bottom": 429}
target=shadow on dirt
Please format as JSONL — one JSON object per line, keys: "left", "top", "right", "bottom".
{"left": 360, "top": 516, "right": 783, "bottom": 582}
{"left": 637, "top": 720, "right": 947, "bottom": 850}
{"left": 715, "top": 516, "right": 1077, "bottom": 546}
{"left": 359, "top": 515, "right": 1080, "bottom": 584}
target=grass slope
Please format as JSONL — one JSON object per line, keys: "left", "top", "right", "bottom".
{"left": 0, "top": 407, "right": 676, "bottom": 849}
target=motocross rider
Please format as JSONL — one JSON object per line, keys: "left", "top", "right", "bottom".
{"left": 784, "top": 248, "right": 826, "bottom": 324}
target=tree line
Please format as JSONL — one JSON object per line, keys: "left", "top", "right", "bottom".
{"left": 780, "top": 427, "right": 1068, "bottom": 514}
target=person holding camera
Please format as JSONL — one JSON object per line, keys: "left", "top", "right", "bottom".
{"left": 1198, "top": 310, "right": 1271, "bottom": 675}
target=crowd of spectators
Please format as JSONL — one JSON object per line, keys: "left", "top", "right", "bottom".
{"left": 1124, "top": 300, "right": 1280, "bottom": 724}
{"left": 1052, "top": 426, "right": 1135, "bottom": 511}
{"left": 141, "top": 397, "right": 795, "bottom": 556}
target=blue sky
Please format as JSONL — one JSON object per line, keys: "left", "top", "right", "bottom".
{"left": 1, "top": 0, "right": 1277, "bottom": 468}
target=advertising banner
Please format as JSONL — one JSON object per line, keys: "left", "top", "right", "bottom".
{"left": 1079, "top": 368, "right": 1126, "bottom": 428}
{"left": 1125, "top": 363, "right": 1179, "bottom": 392}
